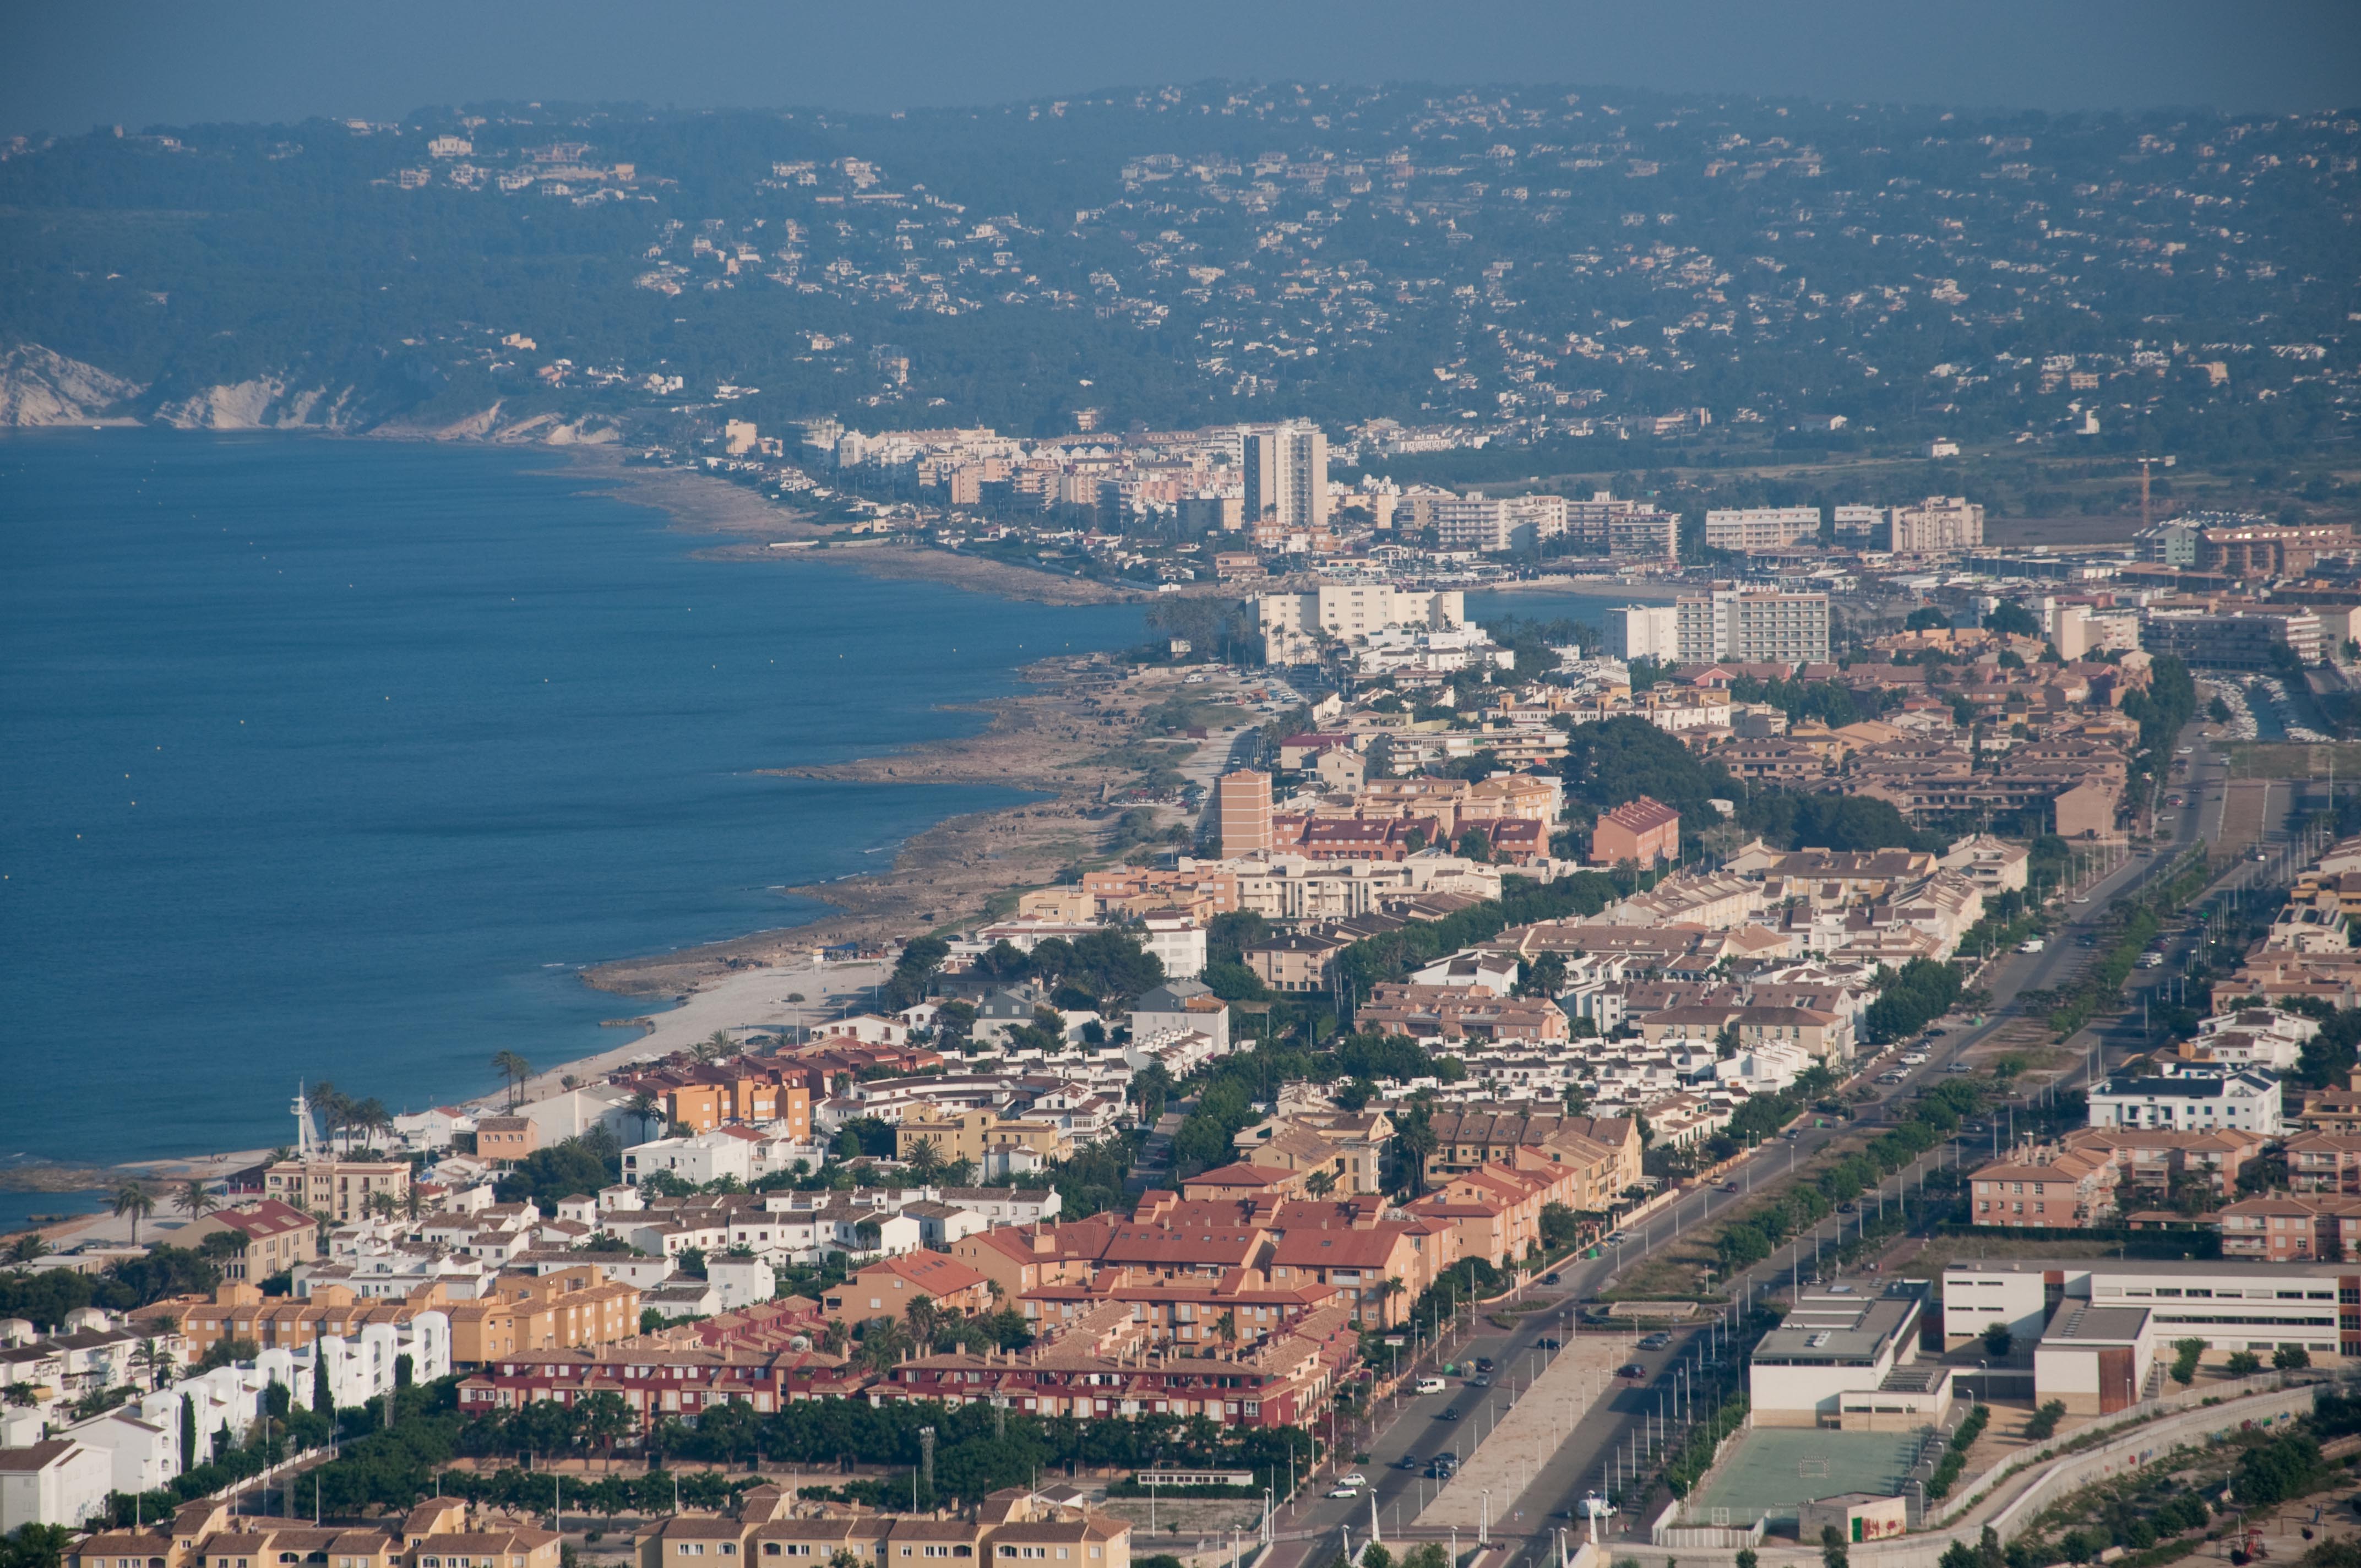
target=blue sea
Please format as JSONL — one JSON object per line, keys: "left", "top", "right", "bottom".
{"left": 0, "top": 432, "right": 1145, "bottom": 1168}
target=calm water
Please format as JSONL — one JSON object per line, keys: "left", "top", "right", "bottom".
{"left": 0, "top": 432, "right": 1144, "bottom": 1166}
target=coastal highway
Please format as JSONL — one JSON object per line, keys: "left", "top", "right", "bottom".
{"left": 1258, "top": 728, "right": 2231, "bottom": 1567}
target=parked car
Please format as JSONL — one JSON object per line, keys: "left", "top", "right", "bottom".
{"left": 1328, "top": 1487, "right": 1360, "bottom": 1499}
{"left": 1394, "top": 1453, "right": 1421, "bottom": 1471}
{"left": 1543, "top": 1272, "right": 1560, "bottom": 1286}
{"left": 1415, "top": 1376, "right": 1448, "bottom": 1395}
{"left": 1945, "top": 1063, "right": 1973, "bottom": 1074}
{"left": 1467, "top": 1374, "right": 1492, "bottom": 1389}
{"left": 1537, "top": 1336, "right": 1563, "bottom": 1349}
{"left": 1339, "top": 1473, "right": 1366, "bottom": 1489}
{"left": 1638, "top": 1332, "right": 1672, "bottom": 1350}
{"left": 1618, "top": 1363, "right": 1648, "bottom": 1378}
{"left": 1475, "top": 1357, "right": 1494, "bottom": 1371}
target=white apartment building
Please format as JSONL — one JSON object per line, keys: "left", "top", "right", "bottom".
{"left": 2046, "top": 601, "right": 2145, "bottom": 659}
{"left": 1242, "top": 423, "right": 1328, "bottom": 529}
{"left": 1704, "top": 507, "right": 1823, "bottom": 553}
{"left": 1257, "top": 584, "right": 1466, "bottom": 663}
{"left": 1140, "top": 913, "right": 1207, "bottom": 980}
{"left": 1607, "top": 508, "right": 1680, "bottom": 562}
{"left": 1675, "top": 587, "right": 1832, "bottom": 664}
{"left": 1943, "top": 1258, "right": 2345, "bottom": 1367}
{"left": 1603, "top": 604, "right": 1680, "bottom": 662}
{"left": 2086, "top": 1066, "right": 2283, "bottom": 1135}
{"left": 1537, "top": 491, "right": 1680, "bottom": 560}
{"left": 1890, "top": 496, "right": 1985, "bottom": 554}
{"left": 1431, "top": 492, "right": 1569, "bottom": 553}
{"left": 1831, "top": 504, "right": 1886, "bottom": 542}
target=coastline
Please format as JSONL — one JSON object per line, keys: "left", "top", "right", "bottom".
{"left": 550, "top": 448, "right": 1156, "bottom": 607}
{"left": 1, "top": 437, "right": 1201, "bottom": 1231}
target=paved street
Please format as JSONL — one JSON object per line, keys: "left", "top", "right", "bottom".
{"left": 1261, "top": 727, "right": 2253, "bottom": 1568}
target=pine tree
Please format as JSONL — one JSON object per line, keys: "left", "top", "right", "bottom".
{"left": 312, "top": 1352, "right": 332, "bottom": 1416}
{"left": 179, "top": 1395, "right": 197, "bottom": 1478}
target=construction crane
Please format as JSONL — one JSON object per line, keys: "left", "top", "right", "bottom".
{"left": 2133, "top": 453, "right": 2177, "bottom": 531}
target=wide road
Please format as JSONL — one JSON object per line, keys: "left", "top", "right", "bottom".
{"left": 1261, "top": 727, "right": 2231, "bottom": 1568}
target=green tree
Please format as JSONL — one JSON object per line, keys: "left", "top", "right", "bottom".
{"left": 490, "top": 1050, "right": 533, "bottom": 1109}
{"left": 1822, "top": 1523, "right": 1850, "bottom": 1568}
{"left": 111, "top": 1182, "right": 156, "bottom": 1246}
{"left": 171, "top": 1180, "right": 219, "bottom": 1225}
{"left": 1979, "top": 1322, "right": 2012, "bottom": 1358}
{"left": 2170, "top": 1337, "right": 2205, "bottom": 1385}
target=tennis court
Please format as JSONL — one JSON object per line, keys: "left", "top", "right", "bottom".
{"left": 1684, "top": 1426, "right": 1927, "bottom": 1526}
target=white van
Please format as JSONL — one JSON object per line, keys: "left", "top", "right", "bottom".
{"left": 1415, "top": 1376, "right": 1449, "bottom": 1395}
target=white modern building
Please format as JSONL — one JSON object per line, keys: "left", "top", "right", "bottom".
{"left": 1242, "top": 423, "right": 1328, "bottom": 531}
{"left": 1675, "top": 587, "right": 1833, "bottom": 665}
{"left": 1602, "top": 604, "right": 1680, "bottom": 662}
{"left": 0, "top": 1439, "right": 112, "bottom": 1530}
{"left": 2087, "top": 1066, "right": 2283, "bottom": 1135}
{"left": 1256, "top": 585, "right": 1465, "bottom": 664}
{"left": 1749, "top": 1279, "right": 1943, "bottom": 1428}
{"left": 1889, "top": 496, "right": 1985, "bottom": 555}
{"left": 1141, "top": 914, "right": 1208, "bottom": 981}
{"left": 1943, "top": 1258, "right": 2344, "bottom": 1391}
{"left": 1702, "top": 507, "right": 1822, "bottom": 553}
{"left": 1431, "top": 492, "right": 1569, "bottom": 553}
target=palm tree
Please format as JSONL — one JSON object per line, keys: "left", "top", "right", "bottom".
{"left": 820, "top": 1318, "right": 851, "bottom": 1357}
{"left": 905, "top": 1293, "right": 940, "bottom": 1354}
{"left": 692, "top": 1031, "right": 733, "bottom": 1065}
{"left": 906, "top": 1137, "right": 946, "bottom": 1182}
{"left": 1375, "top": 1276, "right": 1408, "bottom": 1327}
{"left": 1214, "top": 1310, "right": 1238, "bottom": 1355}
{"left": 625, "top": 1091, "right": 663, "bottom": 1142}
{"left": 857, "top": 1320, "right": 911, "bottom": 1373}
{"left": 172, "top": 1180, "right": 220, "bottom": 1224}
{"left": 1304, "top": 1168, "right": 1339, "bottom": 1198}
{"left": 490, "top": 1050, "right": 532, "bottom": 1109}
{"left": 132, "top": 1337, "right": 174, "bottom": 1391}
{"left": 112, "top": 1182, "right": 156, "bottom": 1246}
{"left": 403, "top": 1183, "right": 425, "bottom": 1222}
{"left": 5, "top": 1235, "right": 51, "bottom": 1265}
{"left": 350, "top": 1097, "right": 391, "bottom": 1153}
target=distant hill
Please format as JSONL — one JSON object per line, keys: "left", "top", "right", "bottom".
{"left": 1, "top": 85, "right": 2351, "bottom": 462}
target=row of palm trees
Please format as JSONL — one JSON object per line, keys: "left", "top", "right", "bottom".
{"left": 307, "top": 1081, "right": 396, "bottom": 1153}
{"left": 490, "top": 1051, "right": 535, "bottom": 1110}
{"left": 106, "top": 1177, "right": 229, "bottom": 1246}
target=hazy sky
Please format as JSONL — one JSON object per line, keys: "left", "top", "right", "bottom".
{"left": 7, "top": 1, "right": 2358, "bottom": 137}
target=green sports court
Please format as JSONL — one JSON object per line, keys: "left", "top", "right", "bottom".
{"left": 1683, "top": 1426, "right": 1928, "bottom": 1527}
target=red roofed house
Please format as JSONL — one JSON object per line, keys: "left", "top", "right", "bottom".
{"left": 1591, "top": 795, "right": 1681, "bottom": 869}
{"left": 1405, "top": 1161, "right": 1577, "bottom": 1268}
{"left": 824, "top": 1250, "right": 993, "bottom": 1321}
{"left": 177, "top": 1197, "right": 319, "bottom": 1283}
{"left": 1180, "top": 1163, "right": 1309, "bottom": 1201}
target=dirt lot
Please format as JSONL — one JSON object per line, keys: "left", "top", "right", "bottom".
{"left": 2218, "top": 778, "right": 2284, "bottom": 862}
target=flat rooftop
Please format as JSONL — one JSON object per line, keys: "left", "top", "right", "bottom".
{"left": 2042, "top": 1304, "right": 2151, "bottom": 1345}
{"left": 1941, "top": 1258, "right": 2341, "bottom": 1279}
{"left": 1755, "top": 1281, "right": 1925, "bottom": 1366}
